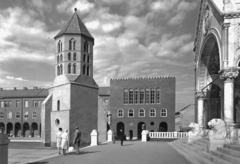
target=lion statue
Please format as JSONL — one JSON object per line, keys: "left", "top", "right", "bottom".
{"left": 208, "top": 119, "right": 230, "bottom": 140}
{"left": 188, "top": 123, "right": 202, "bottom": 138}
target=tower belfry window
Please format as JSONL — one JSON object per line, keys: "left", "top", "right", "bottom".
{"left": 68, "top": 64, "right": 71, "bottom": 74}
{"left": 68, "top": 52, "right": 71, "bottom": 61}
{"left": 58, "top": 41, "right": 62, "bottom": 52}
{"left": 83, "top": 54, "right": 86, "bottom": 62}
{"left": 83, "top": 65, "right": 86, "bottom": 75}
{"left": 87, "top": 65, "right": 90, "bottom": 76}
{"left": 57, "top": 66, "right": 60, "bottom": 75}
{"left": 57, "top": 55, "right": 59, "bottom": 63}
{"left": 73, "top": 41, "right": 76, "bottom": 50}
{"left": 60, "top": 65, "right": 63, "bottom": 74}
{"left": 87, "top": 55, "right": 90, "bottom": 63}
{"left": 73, "top": 53, "right": 76, "bottom": 60}
{"left": 69, "top": 40, "right": 72, "bottom": 50}
{"left": 60, "top": 54, "right": 63, "bottom": 62}
{"left": 73, "top": 64, "right": 76, "bottom": 74}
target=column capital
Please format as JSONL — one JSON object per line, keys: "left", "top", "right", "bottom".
{"left": 220, "top": 68, "right": 239, "bottom": 83}
{"left": 195, "top": 91, "right": 205, "bottom": 99}
{"left": 222, "top": 23, "right": 230, "bottom": 29}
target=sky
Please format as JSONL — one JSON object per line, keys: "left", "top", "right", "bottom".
{"left": 0, "top": 0, "right": 200, "bottom": 111}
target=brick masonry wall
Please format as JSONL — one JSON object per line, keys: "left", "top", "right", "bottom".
{"left": 98, "top": 96, "right": 108, "bottom": 142}
{"left": 109, "top": 77, "right": 175, "bottom": 139}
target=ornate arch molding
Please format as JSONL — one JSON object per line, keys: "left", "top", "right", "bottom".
{"left": 197, "top": 29, "right": 222, "bottom": 91}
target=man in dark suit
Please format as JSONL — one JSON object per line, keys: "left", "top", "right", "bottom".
{"left": 120, "top": 129, "right": 124, "bottom": 146}
{"left": 73, "top": 126, "right": 81, "bottom": 154}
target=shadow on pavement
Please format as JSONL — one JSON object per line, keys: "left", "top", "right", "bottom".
{"left": 122, "top": 144, "right": 133, "bottom": 146}
{"left": 67, "top": 151, "right": 100, "bottom": 155}
{"left": 28, "top": 162, "right": 49, "bottom": 164}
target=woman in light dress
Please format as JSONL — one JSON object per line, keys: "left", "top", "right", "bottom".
{"left": 56, "top": 128, "right": 62, "bottom": 154}
{"left": 61, "top": 129, "right": 69, "bottom": 155}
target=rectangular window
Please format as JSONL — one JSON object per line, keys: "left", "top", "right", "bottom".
{"left": 123, "top": 91, "right": 128, "bottom": 104}
{"left": 16, "top": 112, "right": 20, "bottom": 119}
{"left": 151, "top": 90, "right": 155, "bottom": 104}
{"left": 0, "top": 102, "right": 3, "bottom": 108}
{"left": 134, "top": 90, "right": 138, "bottom": 104}
{"left": 32, "top": 112, "right": 37, "bottom": 119}
{"left": 16, "top": 101, "right": 20, "bottom": 107}
{"left": 140, "top": 90, "right": 144, "bottom": 104}
{"left": 4, "top": 101, "right": 8, "bottom": 107}
{"left": 156, "top": 89, "right": 161, "bottom": 104}
{"left": 38, "top": 101, "right": 41, "bottom": 107}
{"left": 129, "top": 90, "right": 134, "bottom": 104}
{"left": 24, "top": 101, "right": 28, "bottom": 108}
{"left": 9, "top": 101, "right": 12, "bottom": 107}
{"left": 0, "top": 112, "right": 4, "bottom": 119}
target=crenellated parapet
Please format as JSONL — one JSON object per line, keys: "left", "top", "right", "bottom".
{"left": 110, "top": 76, "right": 176, "bottom": 81}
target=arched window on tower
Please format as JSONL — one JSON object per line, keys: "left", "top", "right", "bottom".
{"left": 57, "top": 66, "right": 60, "bottom": 76}
{"left": 83, "top": 54, "right": 86, "bottom": 62}
{"left": 60, "top": 54, "right": 63, "bottom": 62}
{"left": 73, "top": 64, "right": 76, "bottom": 74}
{"left": 87, "top": 65, "right": 89, "bottom": 76}
{"left": 68, "top": 64, "right": 71, "bottom": 74}
{"left": 60, "top": 65, "right": 63, "bottom": 74}
{"left": 73, "top": 53, "right": 77, "bottom": 61}
{"left": 83, "top": 65, "right": 86, "bottom": 75}
{"left": 57, "top": 55, "right": 59, "bottom": 63}
{"left": 87, "top": 55, "right": 90, "bottom": 63}
{"left": 84, "top": 41, "right": 87, "bottom": 52}
{"left": 68, "top": 52, "right": 71, "bottom": 61}
{"left": 57, "top": 100, "right": 60, "bottom": 111}
{"left": 69, "top": 39, "right": 72, "bottom": 50}
{"left": 58, "top": 41, "right": 62, "bottom": 52}
{"left": 60, "top": 42, "right": 62, "bottom": 51}
{"left": 73, "top": 40, "right": 76, "bottom": 50}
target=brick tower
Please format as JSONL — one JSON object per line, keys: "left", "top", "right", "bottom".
{"left": 41, "top": 8, "right": 98, "bottom": 147}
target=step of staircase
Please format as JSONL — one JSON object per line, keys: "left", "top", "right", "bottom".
{"left": 190, "top": 142, "right": 206, "bottom": 151}
{"left": 224, "top": 144, "right": 240, "bottom": 151}
{"left": 200, "top": 151, "right": 233, "bottom": 164}
{"left": 211, "top": 149, "right": 240, "bottom": 164}
{"left": 217, "top": 147, "right": 240, "bottom": 158}
{"left": 171, "top": 142, "right": 216, "bottom": 164}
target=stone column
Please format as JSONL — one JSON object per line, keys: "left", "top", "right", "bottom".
{"left": 219, "top": 91, "right": 224, "bottom": 120}
{"left": 220, "top": 69, "right": 239, "bottom": 125}
{"left": 0, "top": 133, "right": 10, "bottom": 164}
{"left": 222, "top": 23, "right": 230, "bottom": 68}
{"left": 12, "top": 124, "right": 15, "bottom": 137}
{"left": 196, "top": 92, "right": 205, "bottom": 127}
{"left": 38, "top": 123, "right": 41, "bottom": 137}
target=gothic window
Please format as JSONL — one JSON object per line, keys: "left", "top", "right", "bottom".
{"left": 160, "top": 108, "right": 167, "bottom": 117}
{"left": 60, "top": 65, "right": 63, "bottom": 74}
{"left": 9, "top": 101, "right": 12, "bottom": 107}
{"left": 60, "top": 54, "right": 63, "bottom": 62}
{"left": 16, "top": 112, "right": 20, "bottom": 119}
{"left": 117, "top": 109, "right": 124, "bottom": 117}
{"left": 83, "top": 65, "right": 86, "bottom": 75}
{"left": 58, "top": 41, "right": 62, "bottom": 52}
{"left": 87, "top": 65, "right": 89, "bottom": 76}
{"left": 33, "top": 101, "right": 38, "bottom": 107}
{"left": 68, "top": 64, "right": 71, "bottom": 74}
{"left": 73, "top": 40, "right": 76, "bottom": 50}
{"left": 123, "top": 89, "right": 129, "bottom": 104}
{"left": 139, "top": 108, "right": 145, "bottom": 117}
{"left": 24, "top": 101, "right": 28, "bottom": 108}
{"left": 4, "top": 101, "right": 7, "bottom": 107}
{"left": 87, "top": 55, "right": 90, "bottom": 63}
{"left": 87, "top": 43, "right": 91, "bottom": 53}
{"left": 57, "top": 55, "right": 59, "bottom": 63}
{"left": 8, "top": 112, "right": 12, "bottom": 119}
{"left": 24, "top": 112, "right": 28, "bottom": 119}
{"left": 151, "top": 88, "right": 155, "bottom": 104}
{"left": 84, "top": 41, "right": 87, "bottom": 52}
{"left": 128, "top": 109, "right": 134, "bottom": 117}
{"left": 134, "top": 89, "right": 139, "bottom": 104}
{"left": 129, "top": 89, "right": 134, "bottom": 104}
{"left": 38, "top": 101, "right": 41, "bottom": 107}
{"left": 57, "top": 100, "right": 60, "bottom": 111}
{"left": 68, "top": 52, "right": 71, "bottom": 61}
{"left": 83, "top": 54, "right": 86, "bottom": 62}
{"left": 32, "top": 112, "right": 37, "bottom": 119}
{"left": 0, "top": 112, "right": 4, "bottom": 119}
{"left": 149, "top": 108, "right": 156, "bottom": 117}
{"left": 156, "top": 88, "right": 161, "bottom": 104}
{"left": 145, "top": 88, "right": 150, "bottom": 104}
{"left": 140, "top": 89, "right": 144, "bottom": 104}
{"left": 73, "top": 64, "right": 76, "bottom": 74}
{"left": 57, "top": 66, "right": 60, "bottom": 75}
{"left": 73, "top": 53, "right": 77, "bottom": 61}
{"left": 69, "top": 39, "right": 72, "bottom": 50}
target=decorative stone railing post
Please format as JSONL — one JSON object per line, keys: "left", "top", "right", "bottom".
{"left": 141, "top": 130, "right": 147, "bottom": 142}
{"left": 107, "top": 130, "right": 112, "bottom": 142}
{"left": 90, "top": 129, "right": 98, "bottom": 146}
{"left": 0, "top": 133, "right": 10, "bottom": 164}
{"left": 173, "top": 131, "right": 178, "bottom": 138}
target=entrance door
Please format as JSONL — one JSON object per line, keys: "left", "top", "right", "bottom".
{"left": 137, "top": 122, "right": 146, "bottom": 139}
{"left": 159, "top": 122, "right": 168, "bottom": 132}
{"left": 116, "top": 122, "right": 124, "bottom": 139}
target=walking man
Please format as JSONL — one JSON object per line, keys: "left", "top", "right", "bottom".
{"left": 73, "top": 126, "right": 81, "bottom": 155}
{"left": 120, "top": 129, "right": 124, "bottom": 146}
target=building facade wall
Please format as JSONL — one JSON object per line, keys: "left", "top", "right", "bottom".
{"left": 109, "top": 77, "right": 175, "bottom": 139}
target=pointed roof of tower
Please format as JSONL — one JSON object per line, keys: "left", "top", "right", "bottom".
{"left": 54, "top": 8, "right": 93, "bottom": 39}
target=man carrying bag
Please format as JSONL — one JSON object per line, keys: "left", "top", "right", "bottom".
{"left": 73, "top": 126, "right": 81, "bottom": 155}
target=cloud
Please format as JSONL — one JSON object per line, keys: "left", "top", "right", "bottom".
{"left": 57, "top": 0, "right": 95, "bottom": 14}
{"left": 6, "top": 76, "right": 28, "bottom": 82}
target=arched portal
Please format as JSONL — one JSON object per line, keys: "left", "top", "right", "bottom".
{"left": 159, "top": 122, "right": 168, "bottom": 132}
{"left": 32, "top": 122, "right": 38, "bottom": 137}
{"left": 116, "top": 122, "right": 124, "bottom": 139}
{"left": 7, "top": 122, "right": 13, "bottom": 136}
{"left": 15, "top": 122, "right": 21, "bottom": 137}
{"left": 23, "top": 122, "right": 30, "bottom": 137}
{"left": 0, "top": 122, "right": 5, "bottom": 133}
{"left": 137, "top": 122, "right": 146, "bottom": 139}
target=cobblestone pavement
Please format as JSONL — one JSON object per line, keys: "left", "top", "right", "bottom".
{"left": 25, "top": 141, "right": 191, "bottom": 164}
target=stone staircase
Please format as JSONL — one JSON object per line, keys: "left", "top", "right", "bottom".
{"left": 169, "top": 138, "right": 240, "bottom": 164}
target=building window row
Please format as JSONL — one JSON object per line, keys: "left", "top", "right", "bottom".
{"left": 83, "top": 64, "right": 90, "bottom": 76}
{"left": 69, "top": 38, "right": 76, "bottom": 51}
{"left": 124, "top": 88, "right": 161, "bottom": 105}
{"left": 58, "top": 40, "right": 63, "bottom": 52}
{"left": 57, "top": 53, "right": 77, "bottom": 64}
{"left": 0, "top": 101, "right": 12, "bottom": 108}
{"left": 117, "top": 108, "right": 167, "bottom": 117}
{"left": 0, "top": 100, "right": 41, "bottom": 108}
{"left": 0, "top": 111, "right": 38, "bottom": 119}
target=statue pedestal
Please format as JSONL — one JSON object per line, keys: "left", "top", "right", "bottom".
{"left": 0, "top": 134, "right": 10, "bottom": 164}
{"left": 188, "top": 136, "right": 201, "bottom": 144}
{"left": 207, "top": 139, "right": 224, "bottom": 152}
